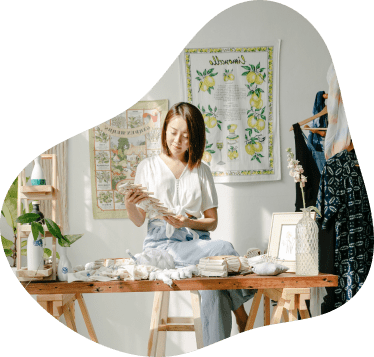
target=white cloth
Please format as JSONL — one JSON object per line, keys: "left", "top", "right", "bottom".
{"left": 134, "top": 155, "right": 218, "bottom": 238}
{"left": 325, "top": 63, "right": 351, "bottom": 159}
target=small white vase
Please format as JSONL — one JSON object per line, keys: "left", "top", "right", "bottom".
{"left": 31, "top": 156, "right": 46, "bottom": 185}
{"left": 57, "top": 246, "right": 72, "bottom": 281}
{"left": 27, "top": 231, "right": 44, "bottom": 271}
{"left": 296, "top": 208, "right": 319, "bottom": 276}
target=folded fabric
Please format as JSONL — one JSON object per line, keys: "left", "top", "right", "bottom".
{"left": 198, "top": 255, "right": 251, "bottom": 277}
{"left": 251, "top": 262, "right": 289, "bottom": 276}
{"left": 245, "top": 248, "right": 262, "bottom": 259}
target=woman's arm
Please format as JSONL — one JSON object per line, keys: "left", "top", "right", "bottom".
{"left": 163, "top": 207, "right": 218, "bottom": 232}
{"left": 125, "top": 189, "right": 147, "bottom": 227}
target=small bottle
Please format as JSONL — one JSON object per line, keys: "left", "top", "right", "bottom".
{"left": 31, "top": 156, "right": 46, "bottom": 185}
{"left": 227, "top": 124, "right": 239, "bottom": 161}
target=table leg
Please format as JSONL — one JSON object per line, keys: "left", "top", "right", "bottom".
{"left": 76, "top": 293, "right": 98, "bottom": 343}
{"left": 62, "top": 303, "right": 77, "bottom": 332}
{"left": 148, "top": 291, "right": 165, "bottom": 357}
{"left": 245, "top": 289, "right": 263, "bottom": 331}
{"left": 263, "top": 295, "right": 270, "bottom": 326}
{"left": 270, "top": 298, "right": 285, "bottom": 324}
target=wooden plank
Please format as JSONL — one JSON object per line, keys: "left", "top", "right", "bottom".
{"left": 22, "top": 273, "right": 338, "bottom": 295}
{"left": 288, "top": 295, "right": 299, "bottom": 322}
{"left": 62, "top": 303, "right": 77, "bottom": 332}
{"left": 190, "top": 290, "right": 203, "bottom": 349}
{"left": 155, "top": 291, "right": 169, "bottom": 357}
{"left": 167, "top": 317, "right": 194, "bottom": 324}
{"left": 299, "top": 309, "right": 310, "bottom": 319}
{"left": 263, "top": 289, "right": 282, "bottom": 302}
{"left": 270, "top": 298, "right": 285, "bottom": 324}
{"left": 148, "top": 291, "right": 164, "bottom": 357}
{"left": 263, "top": 295, "right": 270, "bottom": 326}
{"left": 158, "top": 324, "right": 195, "bottom": 332}
{"left": 76, "top": 293, "right": 98, "bottom": 343}
{"left": 21, "top": 186, "right": 53, "bottom": 194}
{"left": 37, "top": 294, "right": 64, "bottom": 302}
{"left": 17, "top": 267, "right": 53, "bottom": 279}
{"left": 245, "top": 289, "right": 263, "bottom": 331}
{"left": 281, "top": 308, "right": 289, "bottom": 323}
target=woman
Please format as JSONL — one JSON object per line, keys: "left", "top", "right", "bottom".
{"left": 125, "top": 102, "right": 254, "bottom": 346}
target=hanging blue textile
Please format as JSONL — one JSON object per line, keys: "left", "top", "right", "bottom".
{"left": 307, "top": 91, "right": 328, "bottom": 152}
{"left": 316, "top": 150, "right": 374, "bottom": 309}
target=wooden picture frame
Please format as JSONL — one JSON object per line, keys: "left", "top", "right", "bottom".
{"left": 266, "top": 212, "right": 316, "bottom": 272}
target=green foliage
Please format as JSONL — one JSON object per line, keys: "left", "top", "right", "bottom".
{"left": 16, "top": 214, "right": 84, "bottom": 248}
{"left": 1, "top": 235, "right": 13, "bottom": 250}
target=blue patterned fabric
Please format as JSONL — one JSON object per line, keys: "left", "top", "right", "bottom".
{"left": 316, "top": 150, "right": 374, "bottom": 308}
{"left": 307, "top": 91, "right": 328, "bottom": 152}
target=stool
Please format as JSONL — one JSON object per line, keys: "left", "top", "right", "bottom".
{"left": 147, "top": 291, "right": 203, "bottom": 357}
{"left": 37, "top": 293, "right": 98, "bottom": 342}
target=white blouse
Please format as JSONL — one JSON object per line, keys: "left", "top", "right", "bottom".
{"left": 134, "top": 155, "right": 218, "bottom": 237}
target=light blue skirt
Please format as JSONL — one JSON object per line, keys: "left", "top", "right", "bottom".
{"left": 144, "top": 219, "right": 255, "bottom": 346}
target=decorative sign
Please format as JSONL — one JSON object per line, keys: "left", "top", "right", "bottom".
{"left": 180, "top": 43, "right": 281, "bottom": 183}
{"left": 89, "top": 100, "right": 168, "bottom": 219}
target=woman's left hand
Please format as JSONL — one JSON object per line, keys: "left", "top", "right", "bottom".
{"left": 163, "top": 215, "right": 190, "bottom": 229}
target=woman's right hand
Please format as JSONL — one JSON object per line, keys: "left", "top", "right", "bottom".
{"left": 124, "top": 189, "right": 148, "bottom": 207}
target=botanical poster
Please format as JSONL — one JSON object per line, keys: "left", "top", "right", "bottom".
{"left": 89, "top": 100, "right": 168, "bottom": 219}
{"left": 180, "top": 43, "right": 280, "bottom": 182}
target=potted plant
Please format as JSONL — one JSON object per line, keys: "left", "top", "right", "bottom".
{"left": 15, "top": 212, "right": 83, "bottom": 281}
{"left": 1, "top": 177, "right": 58, "bottom": 273}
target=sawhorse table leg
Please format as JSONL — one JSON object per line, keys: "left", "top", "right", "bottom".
{"left": 245, "top": 288, "right": 311, "bottom": 330}
{"left": 37, "top": 293, "right": 98, "bottom": 343}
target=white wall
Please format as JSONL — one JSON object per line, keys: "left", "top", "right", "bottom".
{"left": 1, "top": 1, "right": 333, "bottom": 356}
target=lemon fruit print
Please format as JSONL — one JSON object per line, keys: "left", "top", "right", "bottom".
{"left": 198, "top": 104, "right": 222, "bottom": 132}
{"left": 196, "top": 68, "right": 218, "bottom": 95}
{"left": 203, "top": 139, "right": 215, "bottom": 166}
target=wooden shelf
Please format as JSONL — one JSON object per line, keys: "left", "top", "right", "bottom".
{"left": 16, "top": 265, "right": 53, "bottom": 281}
{"left": 20, "top": 185, "right": 54, "bottom": 200}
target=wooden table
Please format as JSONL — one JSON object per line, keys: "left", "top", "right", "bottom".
{"left": 22, "top": 273, "right": 338, "bottom": 347}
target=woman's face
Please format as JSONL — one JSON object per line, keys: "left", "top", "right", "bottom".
{"left": 166, "top": 116, "right": 189, "bottom": 159}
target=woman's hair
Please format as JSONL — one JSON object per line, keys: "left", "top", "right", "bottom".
{"left": 161, "top": 102, "right": 206, "bottom": 170}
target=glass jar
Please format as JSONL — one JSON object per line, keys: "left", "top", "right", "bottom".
{"left": 296, "top": 207, "right": 319, "bottom": 276}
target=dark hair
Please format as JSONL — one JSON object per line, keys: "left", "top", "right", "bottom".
{"left": 161, "top": 102, "right": 205, "bottom": 170}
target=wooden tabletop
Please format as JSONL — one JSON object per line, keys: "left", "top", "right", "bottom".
{"left": 22, "top": 273, "right": 338, "bottom": 295}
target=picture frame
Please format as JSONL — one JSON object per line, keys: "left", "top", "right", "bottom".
{"left": 266, "top": 212, "right": 316, "bottom": 272}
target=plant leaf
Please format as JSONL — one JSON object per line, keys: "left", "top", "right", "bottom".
{"left": 31, "top": 222, "right": 42, "bottom": 241}
{"left": 16, "top": 213, "right": 40, "bottom": 224}
{"left": 45, "top": 218, "right": 63, "bottom": 239}
{"left": 1, "top": 236, "right": 14, "bottom": 249}
{"left": 64, "top": 234, "right": 84, "bottom": 245}
{"left": 309, "top": 206, "right": 322, "bottom": 217}
{"left": 242, "top": 71, "right": 249, "bottom": 76}
{"left": 21, "top": 240, "right": 27, "bottom": 248}
{"left": 196, "top": 70, "right": 203, "bottom": 76}
{"left": 58, "top": 236, "right": 71, "bottom": 247}
{"left": 2, "top": 201, "right": 15, "bottom": 230}
{"left": 4, "top": 249, "right": 13, "bottom": 257}
{"left": 21, "top": 249, "right": 27, "bottom": 256}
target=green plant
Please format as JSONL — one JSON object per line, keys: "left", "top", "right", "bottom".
{"left": 1, "top": 177, "right": 35, "bottom": 267}
{"left": 15, "top": 213, "right": 83, "bottom": 248}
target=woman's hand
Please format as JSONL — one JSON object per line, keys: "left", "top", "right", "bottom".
{"left": 163, "top": 215, "right": 190, "bottom": 229}
{"left": 124, "top": 189, "right": 148, "bottom": 207}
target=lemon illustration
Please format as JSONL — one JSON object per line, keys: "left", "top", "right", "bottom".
{"left": 206, "top": 116, "right": 217, "bottom": 128}
{"left": 255, "top": 74, "right": 264, "bottom": 85}
{"left": 247, "top": 115, "right": 257, "bottom": 128}
{"left": 245, "top": 143, "right": 255, "bottom": 156}
{"left": 256, "top": 119, "right": 265, "bottom": 131}
{"left": 251, "top": 92, "right": 262, "bottom": 102}
{"left": 246, "top": 71, "right": 256, "bottom": 83}
{"left": 204, "top": 76, "right": 215, "bottom": 87}
{"left": 250, "top": 98, "right": 263, "bottom": 109}
{"left": 229, "top": 73, "right": 235, "bottom": 81}
{"left": 199, "top": 81, "right": 208, "bottom": 92}
{"left": 228, "top": 124, "right": 237, "bottom": 133}
{"left": 203, "top": 151, "right": 212, "bottom": 163}
{"left": 224, "top": 75, "right": 229, "bottom": 82}
{"left": 228, "top": 151, "right": 235, "bottom": 160}
{"left": 233, "top": 151, "right": 238, "bottom": 158}
{"left": 253, "top": 142, "right": 263, "bottom": 152}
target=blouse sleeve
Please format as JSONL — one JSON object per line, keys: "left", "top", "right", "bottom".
{"left": 199, "top": 163, "right": 218, "bottom": 213}
{"left": 133, "top": 159, "right": 149, "bottom": 211}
